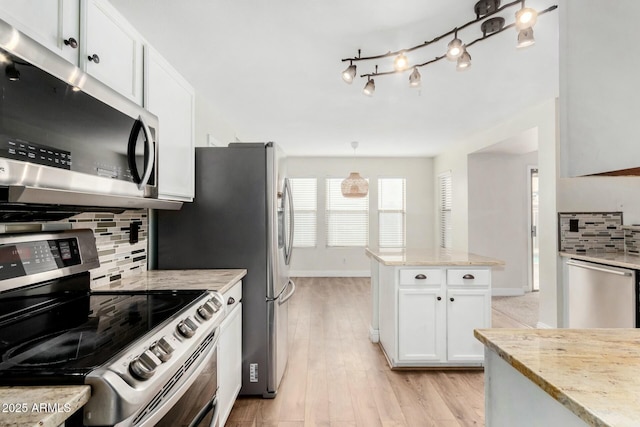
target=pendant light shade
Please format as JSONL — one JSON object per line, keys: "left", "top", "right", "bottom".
{"left": 341, "top": 172, "right": 369, "bottom": 198}
{"left": 341, "top": 141, "right": 368, "bottom": 198}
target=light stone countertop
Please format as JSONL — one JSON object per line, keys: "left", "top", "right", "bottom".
{"left": 0, "top": 385, "right": 90, "bottom": 427}
{"left": 366, "top": 247, "right": 504, "bottom": 266}
{"left": 91, "top": 269, "right": 247, "bottom": 294}
{"left": 475, "top": 328, "right": 640, "bottom": 427}
{"left": 559, "top": 251, "right": 640, "bottom": 270}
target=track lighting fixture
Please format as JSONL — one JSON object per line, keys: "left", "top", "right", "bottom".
{"left": 340, "top": 0, "right": 557, "bottom": 95}
{"left": 517, "top": 28, "right": 535, "bottom": 48}
{"left": 5, "top": 62, "right": 19, "bottom": 81}
{"left": 393, "top": 52, "right": 409, "bottom": 71}
{"left": 363, "top": 78, "right": 375, "bottom": 96}
{"left": 342, "top": 63, "right": 356, "bottom": 84}
{"left": 409, "top": 67, "right": 421, "bottom": 88}
{"left": 456, "top": 49, "right": 472, "bottom": 71}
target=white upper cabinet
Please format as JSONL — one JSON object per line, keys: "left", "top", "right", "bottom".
{"left": 559, "top": 1, "right": 640, "bottom": 177}
{"left": 0, "top": 0, "right": 80, "bottom": 65}
{"left": 81, "top": 0, "right": 143, "bottom": 104}
{"left": 145, "top": 46, "right": 195, "bottom": 201}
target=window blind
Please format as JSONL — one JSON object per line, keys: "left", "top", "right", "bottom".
{"left": 378, "top": 178, "right": 406, "bottom": 248}
{"left": 289, "top": 178, "right": 317, "bottom": 248}
{"left": 326, "top": 178, "right": 369, "bottom": 247}
{"left": 439, "top": 172, "right": 452, "bottom": 249}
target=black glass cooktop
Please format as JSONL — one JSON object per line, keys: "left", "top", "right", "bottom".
{"left": 0, "top": 290, "right": 205, "bottom": 385}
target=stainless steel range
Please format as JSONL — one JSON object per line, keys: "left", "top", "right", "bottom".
{"left": 0, "top": 229, "right": 224, "bottom": 426}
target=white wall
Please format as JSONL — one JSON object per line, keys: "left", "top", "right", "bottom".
{"left": 194, "top": 94, "right": 239, "bottom": 148}
{"left": 468, "top": 151, "right": 538, "bottom": 296}
{"left": 288, "top": 157, "right": 434, "bottom": 276}
{"left": 433, "top": 98, "right": 559, "bottom": 327}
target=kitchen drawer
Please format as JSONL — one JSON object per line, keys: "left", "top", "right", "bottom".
{"left": 446, "top": 269, "right": 490, "bottom": 286}
{"left": 399, "top": 269, "right": 442, "bottom": 286}
{"left": 222, "top": 280, "right": 242, "bottom": 311}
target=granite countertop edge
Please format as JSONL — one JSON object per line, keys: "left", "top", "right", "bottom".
{"left": 366, "top": 247, "right": 504, "bottom": 266}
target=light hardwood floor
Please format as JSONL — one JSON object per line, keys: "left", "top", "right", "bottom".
{"left": 226, "top": 277, "right": 527, "bottom": 427}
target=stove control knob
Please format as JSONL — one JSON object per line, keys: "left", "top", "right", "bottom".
{"left": 197, "top": 304, "right": 214, "bottom": 320}
{"left": 129, "top": 350, "right": 159, "bottom": 380}
{"left": 150, "top": 337, "right": 174, "bottom": 362}
{"left": 177, "top": 317, "right": 198, "bottom": 338}
{"left": 209, "top": 296, "right": 223, "bottom": 311}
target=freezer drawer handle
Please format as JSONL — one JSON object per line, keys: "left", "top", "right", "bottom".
{"left": 462, "top": 274, "right": 475, "bottom": 280}
{"left": 566, "top": 260, "right": 633, "bottom": 276}
{"left": 415, "top": 274, "right": 427, "bottom": 280}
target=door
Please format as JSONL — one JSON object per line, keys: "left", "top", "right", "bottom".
{"left": 446, "top": 289, "right": 490, "bottom": 362}
{"left": 528, "top": 167, "right": 540, "bottom": 291}
{"left": 398, "top": 288, "right": 445, "bottom": 362}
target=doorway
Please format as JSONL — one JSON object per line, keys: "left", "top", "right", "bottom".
{"left": 528, "top": 166, "right": 539, "bottom": 292}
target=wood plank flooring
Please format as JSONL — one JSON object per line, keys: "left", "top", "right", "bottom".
{"left": 225, "top": 277, "right": 528, "bottom": 427}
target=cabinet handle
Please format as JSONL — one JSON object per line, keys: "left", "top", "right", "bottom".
{"left": 450, "top": 297, "right": 455, "bottom": 302}
{"left": 88, "top": 53, "right": 100, "bottom": 64}
{"left": 63, "top": 37, "right": 78, "bottom": 49}
{"left": 227, "top": 297, "right": 235, "bottom": 305}
{"left": 462, "top": 274, "right": 475, "bottom": 280}
{"left": 437, "top": 296, "right": 442, "bottom": 301}
{"left": 415, "top": 274, "right": 427, "bottom": 280}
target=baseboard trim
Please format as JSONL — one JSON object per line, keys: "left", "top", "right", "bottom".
{"left": 369, "top": 325, "right": 379, "bottom": 343}
{"left": 491, "top": 288, "right": 526, "bottom": 296}
{"left": 536, "top": 322, "right": 552, "bottom": 329}
{"left": 289, "top": 270, "right": 371, "bottom": 277}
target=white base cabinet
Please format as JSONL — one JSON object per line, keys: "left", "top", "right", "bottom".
{"left": 217, "top": 281, "right": 242, "bottom": 427}
{"left": 379, "top": 265, "right": 491, "bottom": 367}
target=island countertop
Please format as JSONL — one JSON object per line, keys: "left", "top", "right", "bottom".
{"left": 0, "top": 385, "right": 90, "bottom": 427}
{"left": 91, "top": 269, "right": 247, "bottom": 294}
{"left": 475, "top": 328, "right": 640, "bottom": 427}
{"left": 366, "top": 247, "right": 504, "bottom": 266}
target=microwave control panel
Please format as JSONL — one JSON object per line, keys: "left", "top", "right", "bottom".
{"left": 1, "top": 139, "right": 71, "bottom": 170}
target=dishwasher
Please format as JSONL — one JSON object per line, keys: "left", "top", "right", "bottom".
{"left": 566, "top": 259, "right": 638, "bottom": 328}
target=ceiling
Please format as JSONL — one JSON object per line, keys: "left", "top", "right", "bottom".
{"left": 109, "top": 0, "right": 559, "bottom": 158}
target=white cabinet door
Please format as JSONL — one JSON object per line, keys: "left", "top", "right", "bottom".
{"left": 398, "top": 288, "right": 445, "bottom": 362}
{"left": 0, "top": 0, "right": 80, "bottom": 64}
{"left": 218, "top": 302, "right": 242, "bottom": 427}
{"left": 446, "top": 288, "right": 490, "bottom": 362}
{"left": 378, "top": 265, "right": 396, "bottom": 358}
{"left": 81, "top": 0, "right": 143, "bottom": 104}
{"left": 145, "top": 46, "right": 195, "bottom": 201}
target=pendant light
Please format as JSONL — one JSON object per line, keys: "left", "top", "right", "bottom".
{"left": 341, "top": 141, "right": 368, "bottom": 198}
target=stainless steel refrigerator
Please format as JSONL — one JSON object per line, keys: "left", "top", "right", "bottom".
{"left": 156, "top": 142, "right": 295, "bottom": 397}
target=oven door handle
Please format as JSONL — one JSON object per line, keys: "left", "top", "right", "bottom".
{"left": 189, "top": 395, "right": 219, "bottom": 427}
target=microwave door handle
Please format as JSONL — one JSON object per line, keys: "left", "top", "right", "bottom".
{"left": 138, "top": 116, "right": 155, "bottom": 190}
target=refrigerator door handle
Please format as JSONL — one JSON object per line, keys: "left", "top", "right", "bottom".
{"left": 284, "top": 177, "right": 295, "bottom": 265}
{"left": 278, "top": 279, "right": 296, "bottom": 305}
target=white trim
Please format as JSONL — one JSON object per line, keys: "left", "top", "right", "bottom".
{"left": 535, "top": 322, "right": 552, "bottom": 329}
{"left": 527, "top": 165, "right": 539, "bottom": 292}
{"left": 491, "top": 288, "right": 526, "bottom": 296}
{"left": 369, "top": 325, "right": 379, "bottom": 343}
{"left": 289, "top": 270, "right": 371, "bottom": 278}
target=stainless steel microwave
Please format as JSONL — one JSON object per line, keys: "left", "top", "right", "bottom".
{"left": 0, "top": 18, "right": 181, "bottom": 216}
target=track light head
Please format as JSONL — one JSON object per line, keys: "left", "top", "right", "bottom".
{"left": 393, "top": 53, "right": 409, "bottom": 71}
{"left": 456, "top": 49, "right": 472, "bottom": 71}
{"left": 515, "top": 6, "right": 538, "bottom": 30}
{"left": 409, "top": 68, "right": 421, "bottom": 88}
{"left": 5, "top": 63, "right": 19, "bottom": 81}
{"left": 342, "top": 63, "right": 357, "bottom": 84}
{"left": 363, "top": 78, "right": 375, "bottom": 96}
{"left": 446, "top": 37, "right": 464, "bottom": 61}
{"left": 517, "top": 28, "right": 535, "bottom": 48}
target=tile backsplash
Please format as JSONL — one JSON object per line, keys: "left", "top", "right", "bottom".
{"left": 56, "top": 210, "right": 148, "bottom": 288}
{"left": 558, "top": 212, "right": 624, "bottom": 253}
{"left": 623, "top": 226, "right": 640, "bottom": 256}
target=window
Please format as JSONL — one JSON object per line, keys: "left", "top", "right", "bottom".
{"left": 289, "top": 178, "right": 317, "bottom": 248}
{"left": 439, "top": 172, "right": 452, "bottom": 249}
{"left": 378, "top": 178, "right": 406, "bottom": 248}
{"left": 326, "top": 178, "right": 369, "bottom": 247}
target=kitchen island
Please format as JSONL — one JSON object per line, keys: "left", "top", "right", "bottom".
{"left": 475, "top": 328, "right": 640, "bottom": 427}
{"left": 366, "top": 247, "right": 503, "bottom": 368}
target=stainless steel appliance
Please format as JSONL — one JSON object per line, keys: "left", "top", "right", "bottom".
{"left": 0, "top": 18, "right": 181, "bottom": 217}
{"left": 0, "top": 229, "right": 224, "bottom": 426}
{"left": 565, "top": 259, "right": 638, "bottom": 328}
{"left": 157, "top": 142, "right": 296, "bottom": 397}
